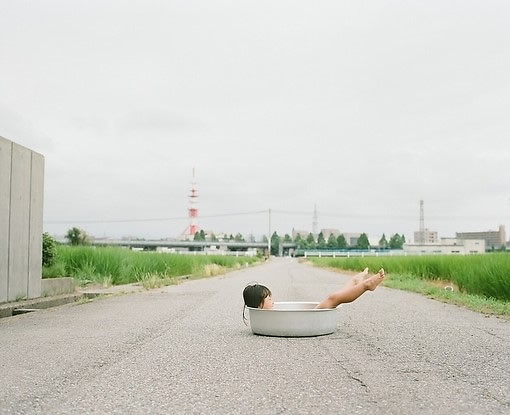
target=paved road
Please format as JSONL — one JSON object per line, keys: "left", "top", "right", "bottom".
{"left": 1, "top": 258, "right": 509, "bottom": 414}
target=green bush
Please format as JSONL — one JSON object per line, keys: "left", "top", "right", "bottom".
{"left": 42, "top": 232, "right": 57, "bottom": 267}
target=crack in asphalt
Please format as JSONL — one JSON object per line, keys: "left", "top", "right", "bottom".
{"left": 482, "top": 389, "right": 510, "bottom": 409}
{"left": 475, "top": 327, "right": 507, "bottom": 342}
{"left": 320, "top": 342, "right": 369, "bottom": 393}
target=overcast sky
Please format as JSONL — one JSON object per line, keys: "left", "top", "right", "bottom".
{"left": 1, "top": 0, "right": 509, "bottom": 241}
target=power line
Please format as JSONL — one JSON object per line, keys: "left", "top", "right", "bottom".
{"left": 44, "top": 208, "right": 508, "bottom": 225}
{"left": 272, "top": 210, "right": 312, "bottom": 216}
{"left": 272, "top": 209, "right": 508, "bottom": 220}
{"left": 44, "top": 210, "right": 268, "bottom": 225}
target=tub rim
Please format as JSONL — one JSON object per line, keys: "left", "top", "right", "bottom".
{"left": 247, "top": 301, "right": 339, "bottom": 312}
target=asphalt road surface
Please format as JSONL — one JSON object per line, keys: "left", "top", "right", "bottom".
{"left": 1, "top": 258, "right": 509, "bottom": 414}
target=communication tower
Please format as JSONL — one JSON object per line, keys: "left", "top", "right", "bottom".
{"left": 182, "top": 168, "right": 199, "bottom": 239}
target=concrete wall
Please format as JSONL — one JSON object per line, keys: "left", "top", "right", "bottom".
{"left": 0, "top": 136, "right": 44, "bottom": 303}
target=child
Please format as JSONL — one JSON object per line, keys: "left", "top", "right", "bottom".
{"left": 243, "top": 267, "right": 385, "bottom": 311}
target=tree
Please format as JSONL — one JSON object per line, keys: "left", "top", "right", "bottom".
{"left": 327, "top": 233, "right": 337, "bottom": 249}
{"left": 379, "top": 233, "right": 388, "bottom": 249}
{"left": 271, "top": 231, "right": 280, "bottom": 256}
{"left": 336, "top": 234, "right": 347, "bottom": 249}
{"left": 306, "top": 233, "right": 316, "bottom": 249}
{"left": 297, "top": 239, "right": 308, "bottom": 249}
{"left": 356, "top": 233, "right": 370, "bottom": 250}
{"left": 66, "top": 227, "right": 88, "bottom": 245}
{"left": 389, "top": 233, "right": 404, "bottom": 249}
{"left": 294, "top": 233, "right": 302, "bottom": 243}
{"left": 210, "top": 233, "right": 218, "bottom": 242}
{"left": 193, "top": 230, "right": 205, "bottom": 241}
{"left": 234, "top": 233, "right": 244, "bottom": 242}
{"left": 317, "top": 232, "right": 326, "bottom": 249}
{"left": 42, "top": 232, "right": 57, "bottom": 267}
{"left": 262, "top": 235, "right": 268, "bottom": 243}
{"left": 283, "top": 234, "right": 292, "bottom": 243}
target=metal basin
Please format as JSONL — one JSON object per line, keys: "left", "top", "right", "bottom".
{"left": 247, "top": 302, "right": 339, "bottom": 337}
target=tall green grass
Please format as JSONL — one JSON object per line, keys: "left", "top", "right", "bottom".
{"left": 43, "top": 246, "right": 258, "bottom": 285}
{"left": 310, "top": 254, "right": 510, "bottom": 301}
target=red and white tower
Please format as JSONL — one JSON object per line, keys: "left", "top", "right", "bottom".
{"left": 182, "top": 168, "right": 199, "bottom": 239}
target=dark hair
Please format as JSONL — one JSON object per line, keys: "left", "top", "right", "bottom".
{"left": 242, "top": 284, "right": 272, "bottom": 325}
{"left": 243, "top": 284, "right": 271, "bottom": 308}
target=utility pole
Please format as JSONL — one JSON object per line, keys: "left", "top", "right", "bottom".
{"left": 268, "top": 208, "right": 271, "bottom": 256}
{"left": 419, "top": 199, "right": 425, "bottom": 243}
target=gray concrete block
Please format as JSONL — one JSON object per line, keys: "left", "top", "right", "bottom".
{"left": 0, "top": 137, "right": 12, "bottom": 303}
{"left": 8, "top": 143, "right": 31, "bottom": 301}
{"left": 0, "top": 137, "right": 45, "bottom": 304}
{"left": 0, "top": 293, "right": 83, "bottom": 318}
{"left": 28, "top": 152, "right": 44, "bottom": 299}
{"left": 41, "top": 277, "right": 75, "bottom": 296}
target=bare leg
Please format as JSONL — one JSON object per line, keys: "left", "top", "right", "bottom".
{"left": 316, "top": 268, "right": 385, "bottom": 309}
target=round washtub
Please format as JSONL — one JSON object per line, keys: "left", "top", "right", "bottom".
{"left": 247, "top": 302, "right": 339, "bottom": 337}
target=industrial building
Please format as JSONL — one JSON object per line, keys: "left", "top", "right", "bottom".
{"left": 413, "top": 229, "right": 438, "bottom": 244}
{"left": 404, "top": 238, "right": 485, "bottom": 255}
{"left": 413, "top": 200, "right": 439, "bottom": 243}
{"left": 456, "top": 225, "right": 506, "bottom": 250}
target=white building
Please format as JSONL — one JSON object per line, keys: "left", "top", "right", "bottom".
{"left": 404, "top": 238, "right": 485, "bottom": 255}
{"left": 414, "top": 229, "right": 438, "bottom": 244}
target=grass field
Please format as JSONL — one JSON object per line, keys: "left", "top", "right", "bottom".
{"left": 309, "top": 254, "right": 510, "bottom": 317}
{"left": 310, "top": 254, "right": 510, "bottom": 300}
{"left": 43, "top": 245, "right": 259, "bottom": 286}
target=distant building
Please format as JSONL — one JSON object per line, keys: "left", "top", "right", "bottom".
{"left": 342, "top": 233, "right": 361, "bottom": 247}
{"left": 414, "top": 229, "right": 438, "bottom": 244}
{"left": 320, "top": 228, "right": 341, "bottom": 239}
{"left": 156, "top": 247, "right": 177, "bottom": 253}
{"left": 456, "top": 225, "right": 506, "bottom": 250}
{"left": 404, "top": 238, "right": 485, "bottom": 255}
{"left": 292, "top": 229, "right": 311, "bottom": 240}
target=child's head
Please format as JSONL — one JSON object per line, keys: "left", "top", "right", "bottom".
{"left": 243, "top": 283, "right": 273, "bottom": 309}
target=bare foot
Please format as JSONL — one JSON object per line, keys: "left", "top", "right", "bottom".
{"left": 364, "top": 268, "right": 385, "bottom": 291}
{"left": 362, "top": 267, "right": 372, "bottom": 280}
{"left": 353, "top": 267, "right": 369, "bottom": 284}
